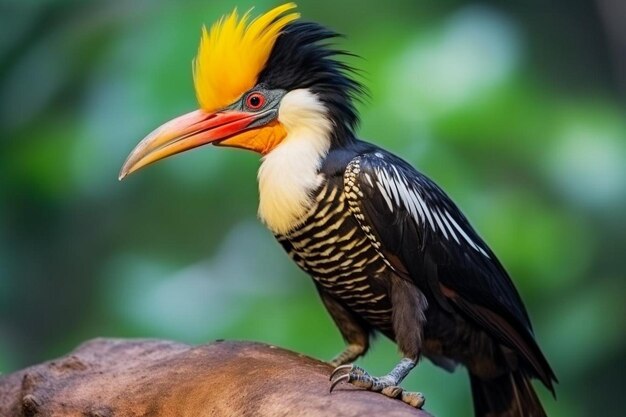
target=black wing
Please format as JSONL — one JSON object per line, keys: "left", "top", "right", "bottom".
{"left": 344, "top": 150, "right": 556, "bottom": 390}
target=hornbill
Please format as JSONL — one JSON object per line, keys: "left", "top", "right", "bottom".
{"left": 119, "top": 4, "right": 557, "bottom": 416}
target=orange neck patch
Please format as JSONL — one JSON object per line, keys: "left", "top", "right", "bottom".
{"left": 216, "top": 121, "right": 287, "bottom": 154}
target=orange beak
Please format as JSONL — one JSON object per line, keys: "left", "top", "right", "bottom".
{"left": 119, "top": 109, "right": 284, "bottom": 180}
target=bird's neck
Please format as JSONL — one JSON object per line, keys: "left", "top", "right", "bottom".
{"left": 257, "top": 127, "right": 330, "bottom": 235}
{"left": 257, "top": 89, "right": 333, "bottom": 235}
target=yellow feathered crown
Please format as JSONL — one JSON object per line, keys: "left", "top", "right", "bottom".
{"left": 193, "top": 3, "right": 300, "bottom": 112}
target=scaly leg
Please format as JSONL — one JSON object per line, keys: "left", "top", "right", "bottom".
{"left": 330, "top": 358, "right": 425, "bottom": 408}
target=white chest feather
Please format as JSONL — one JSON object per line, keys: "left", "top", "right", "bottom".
{"left": 257, "top": 89, "right": 332, "bottom": 235}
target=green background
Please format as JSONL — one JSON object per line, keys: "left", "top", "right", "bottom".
{"left": 1, "top": 1, "right": 625, "bottom": 416}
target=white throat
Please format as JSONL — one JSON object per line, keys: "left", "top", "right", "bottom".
{"left": 258, "top": 89, "right": 332, "bottom": 235}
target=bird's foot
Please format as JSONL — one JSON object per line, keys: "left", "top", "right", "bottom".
{"left": 329, "top": 364, "right": 425, "bottom": 408}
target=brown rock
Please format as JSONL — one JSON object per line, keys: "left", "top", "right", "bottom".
{"left": 0, "top": 339, "right": 433, "bottom": 417}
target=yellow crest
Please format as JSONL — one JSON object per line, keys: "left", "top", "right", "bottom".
{"left": 193, "top": 3, "right": 300, "bottom": 112}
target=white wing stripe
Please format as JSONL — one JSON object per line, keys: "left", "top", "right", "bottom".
{"left": 378, "top": 168, "right": 395, "bottom": 204}
{"left": 444, "top": 210, "right": 484, "bottom": 254}
{"left": 439, "top": 208, "right": 460, "bottom": 243}
{"left": 403, "top": 184, "right": 423, "bottom": 223}
{"left": 394, "top": 177, "right": 417, "bottom": 219}
{"left": 384, "top": 171, "right": 401, "bottom": 205}
{"left": 432, "top": 208, "right": 448, "bottom": 239}
{"left": 415, "top": 191, "right": 436, "bottom": 231}
{"left": 387, "top": 176, "right": 401, "bottom": 206}
{"left": 403, "top": 183, "right": 426, "bottom": 221}
{"left": 364, "top": 157, "right": 490, "bottom": 258}
{"left": 376, "top": 181, "right": 394, "bottom": 212}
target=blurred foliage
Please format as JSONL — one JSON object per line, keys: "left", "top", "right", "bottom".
{"left": 1, "top": 0, "right": 625, "bottom": 416}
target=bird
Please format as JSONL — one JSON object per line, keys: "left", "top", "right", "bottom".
{"left": 119, "top": 3, "right": 557, "bottom": 416}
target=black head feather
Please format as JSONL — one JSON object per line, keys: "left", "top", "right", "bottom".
{"left": 258, "top": 22, "right": 366, "bottom": 146}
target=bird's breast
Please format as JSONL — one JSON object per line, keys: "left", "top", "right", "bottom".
{"left": 277, "top": 179, "right": 394, "bottom": 331}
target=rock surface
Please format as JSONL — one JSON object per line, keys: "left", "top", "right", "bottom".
{"left": 0, "top": 339, "right": 433, "bottom": 417}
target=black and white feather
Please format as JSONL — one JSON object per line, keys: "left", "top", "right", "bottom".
{"left": 343, "top": 149, "right": 555, "bottom": 389}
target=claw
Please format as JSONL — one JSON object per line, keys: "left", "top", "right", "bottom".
{"left": 329, "top": 373, "right": 350, "bottom": 393}
{"left": 402, "top": 391, "right": 425, "bottom": 408}
{"left": 329, "top": 364, "right": 353, "bottom": 381}
{"left": 328, "top": 359, "right": 423, "bottom": 408}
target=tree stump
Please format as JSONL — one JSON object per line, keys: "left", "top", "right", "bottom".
{"left": 0, "top": 339, "right": 433, "bottom": 417}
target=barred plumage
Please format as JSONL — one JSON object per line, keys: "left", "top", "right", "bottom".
{"left": 277, "top": 178, "right": 394, "bottom": 333}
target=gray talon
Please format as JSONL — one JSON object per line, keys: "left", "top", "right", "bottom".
{"left": 329, "top": 373, "right": 350, "bottom": 392}
{"left": 329, "top": 364, "right": 353, "bottom": 381}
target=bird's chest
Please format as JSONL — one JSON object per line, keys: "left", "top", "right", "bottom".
{"left": 276, "top": 181, "right": 393, "bottom": 329}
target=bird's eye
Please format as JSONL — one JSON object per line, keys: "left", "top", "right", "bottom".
{"left": 245, "top": 92, "right": 266, "bottom": 110}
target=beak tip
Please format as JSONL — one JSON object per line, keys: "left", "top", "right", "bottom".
{"left": 118, "top": 166, "right": 130, "bottom": 181}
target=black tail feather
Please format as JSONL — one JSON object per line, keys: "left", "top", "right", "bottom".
{"left": 469, "top": 370, "right": 547, "bottom": 417}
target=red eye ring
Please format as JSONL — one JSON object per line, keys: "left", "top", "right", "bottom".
{"left": 245, "top": 92, "right": 266, "bottom": 110}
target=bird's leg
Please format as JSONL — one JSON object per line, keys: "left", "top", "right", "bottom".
{"left": 330, "top": 358, "right": 425, "bottom": 408}
{"left": 329, "top": 343, "right": 366, "bottom": 367}
{"left": 316, "top": 287, "right": 370, "bottom": 367}
{"left": 330, "top": 278, "right": 427, "bottom": 408}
